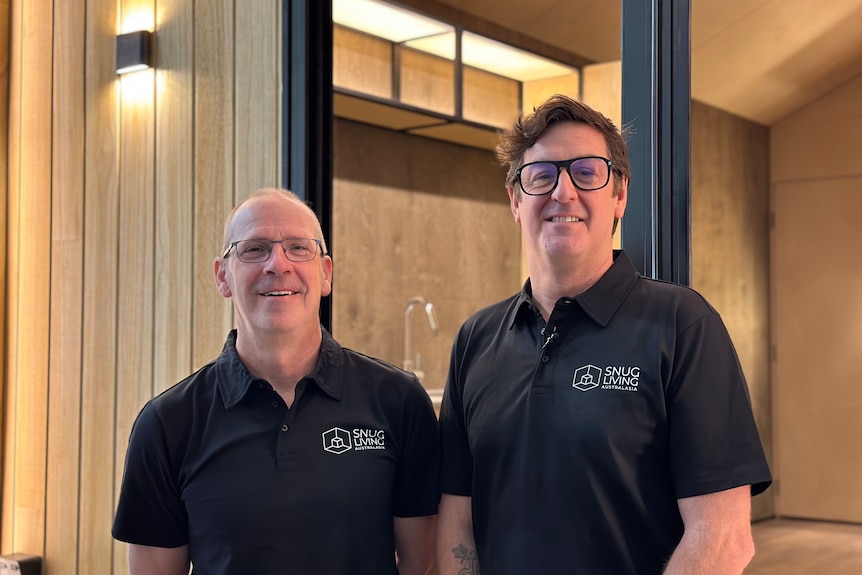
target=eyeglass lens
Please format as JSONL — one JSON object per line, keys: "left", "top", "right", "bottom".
{"left": 519, "top": 157, "right": 610, "bottom": 195}
{"left": 233, "top": 238, "right": 319, "bottom": 263}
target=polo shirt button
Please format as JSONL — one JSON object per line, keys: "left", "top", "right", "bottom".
{"left": 271, "top": 401, "right": 279, "bottom": 408}
{"left": 281, "top": 424, "right": 289, "bottom": 432}
{"left": 542, "top": 355, "right": 549, "bottom": 362}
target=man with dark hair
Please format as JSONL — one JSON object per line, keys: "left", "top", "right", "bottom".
{"left": 113, "top": 188, "right": 440, "bottom": 575}
{"left": 436, "top": 95, "right": 771, "bottom": 575}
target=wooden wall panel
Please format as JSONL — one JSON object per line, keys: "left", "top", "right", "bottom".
{"left": 193, "top": 0, "right": 235, "bottom": 370}
{"left": 114, "top": 68, "right": 157, "bottom": 575}
{"left": 333, "top": 26, "right": 392, "bottom": 99}
{"left": 521, "top": 71, "right": 580, "bottom": 112}
{"left": 771, "top": 74, "right": 862, "bottom": 182}
{"left": 582, "top": 61, "right": 621, "bottom": 129}
{"left": 113, "top": 5, "right": 157, "bottom": 575}
{"left": 462, "top": 67, "right": 519, "bottom": 129}
{"left": 79, "top": 0, "right": 119, "bottom": 571}
{"left": 1, "top": 0, "right": 19, "bottom": 554}
{"left": 154, "top": 0, "right": 194, "bottom": 394}
{"left": 0, "top": 0, "right": 282, "bottom": 571}
{"left": 399, "top": 48, "right": 455, "bottom": 115}
{"left": 772, "top": 178, "right": 862, "bottom": 523}
{"left": 770, "top": 72, "right": 862, "bottom": 523}
{"left": 580, "top": 60, "right": 622, "bottom": 251}
{"left": 45, "top": 0, "right": 85, "bottom": 572}
{"left": 0, "top": 1, "right": 9, "bottom": 545}
{"left": 690, "top": 100, "right": 773, "bottom": 520}
{"left": 332, "top": 119, "right": 519, "bottom": 393}
{"left": 235, "top": 0, "right": 280, "bottom": 197}
{"left": 4, "top": 0, "right": 53, "bottom": 556}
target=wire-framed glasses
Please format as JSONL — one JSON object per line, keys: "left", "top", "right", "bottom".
{"left": 222, "top": 238, "right": 323, "bottom": 263}
{"left": 516, "top": 156, "right": 616, "bottom": 196}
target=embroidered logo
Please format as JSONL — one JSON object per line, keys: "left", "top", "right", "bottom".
{"left": 322, "top": 427, "right": 352, "bottom": 454}
{"left": 573, "top": 364, "right": 641, "bottom": 392}
{"left": 572, "top": 364, "right": 602, "bottom": 391}
{"left": 322, "top": 427, "right": 387, "bottom": 454}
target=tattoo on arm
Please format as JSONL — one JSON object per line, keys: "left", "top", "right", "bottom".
{"left": 452, "top": 543, "right": 480, "bottom": 575}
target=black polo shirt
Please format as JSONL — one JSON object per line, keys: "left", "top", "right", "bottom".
{"left": 440, "top": 251, "right": 771, "bottom": 575}
{"left": 113, "top": 329, "right": 440, "bottom": 575}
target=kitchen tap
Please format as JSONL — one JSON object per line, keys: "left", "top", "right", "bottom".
{"left": 403, "top": 297, "right": 438, "bottom": 381}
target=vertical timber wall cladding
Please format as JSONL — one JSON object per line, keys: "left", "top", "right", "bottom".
{"left": 1, "top": 1, "right": 281, "bottom": 573}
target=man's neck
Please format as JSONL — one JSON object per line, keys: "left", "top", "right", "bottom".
{"left": 529, "top": 251, "right": 614, "bottom": 321}
{"left": 235, "top": 326, "right": 323, "bottom": 403}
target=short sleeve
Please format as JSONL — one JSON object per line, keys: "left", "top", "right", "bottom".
{"left": 439, "top": 330, "right": 474, "bottom": 496}
{"left": 392, "top": 378, "right": 441, "bottom": 517}
{"left": 112, "top": 402, "right": 189, "bottom": 547}
{"left": 667, "top": 313, "right": 772, "bottom": 498}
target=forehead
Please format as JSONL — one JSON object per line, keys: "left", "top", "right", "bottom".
{"left": 523, "top": 122, "right": 609, "bottom": 163}
{"left": 230, "top": 196, "right": 317, "bottom": 239}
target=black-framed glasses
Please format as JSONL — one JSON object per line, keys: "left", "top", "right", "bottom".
{"left": 223, "top": 238, "right": 323, "bottom": 263}
{"left": 515, "top": 156, "right": 616, "bottom": 196}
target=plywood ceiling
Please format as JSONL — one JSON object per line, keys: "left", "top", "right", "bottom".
{"left": 425, "top": 0, "right": 862, "bottom": 125}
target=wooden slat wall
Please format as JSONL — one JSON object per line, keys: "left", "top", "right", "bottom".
{"left": 0, "top": 0, "right": 8, "bottom": 554}
{"left": 153, "top": 0, "right": 193, "bottom": 397}
{"left": 79, "top": 0, "right": 119, "bottom": 570}
{"left": 46, "top": 0, "right": 86, "bottom": 572}
{"left": 5, "top": 0, "right": 54, "bottom": 558}
{"left": 112, "top": 1, "right": 157, "bottom": 573}
{"left": 235, "top": 0, "right": 280, "bottom": 197}
{"left": 1, "top": 0, "right": 282, "bottom": 573}
{"left": 192, "top": 0, "right": 235, "bottom": 371}
{"left": 1, "top": 0, "right": 19, "bottom": 556}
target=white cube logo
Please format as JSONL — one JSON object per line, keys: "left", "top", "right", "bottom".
{"left": 573, "top": 364, "right": 602, "bottom": 392}
{"left": 322, "top": 427, "right": 353, "bottom": 454}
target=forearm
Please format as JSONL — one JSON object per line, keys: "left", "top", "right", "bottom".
{"left": 665, "top": 487, "right": 756, "bottom": 575}
{"left": 436, "top": 494, "right": 480, "bottom": 575}
{"left": 663, "top": 526, "right": 754, "bottom": 574}
{"left": 394, "top": 515, "right": 436, "bottom": 575}
{"left": 128, "top": 543, "right": 190, "bottom": 575}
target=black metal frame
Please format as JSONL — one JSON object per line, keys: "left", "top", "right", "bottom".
{"left": 284, "top": 0, "right": 693, "bottom": 333}
{"left": 284, "top": 0, "right": 334, "bottom": 329}
{"left": 621, "top": 0, "right": 691, "bottom": 285}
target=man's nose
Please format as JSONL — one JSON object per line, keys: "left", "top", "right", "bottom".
{"left": 552, "top": 168, "right": 580, "bottom": 201}
{"left": 264, "top": 242, "right": 294, "bottom": 271}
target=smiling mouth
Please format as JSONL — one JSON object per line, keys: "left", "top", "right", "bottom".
{"left": 262, "top": 290, "right": 299, "bottom": 296}
{"left": 550, "top": 216, "right": 583, "bottom": 222}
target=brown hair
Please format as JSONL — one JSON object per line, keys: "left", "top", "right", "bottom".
{"left": 496, "top": 94, "right": 632, "bottom": 196}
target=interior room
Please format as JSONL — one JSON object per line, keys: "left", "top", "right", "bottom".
{"left": 0, "top": 0, "right": 860, "bottom": 573}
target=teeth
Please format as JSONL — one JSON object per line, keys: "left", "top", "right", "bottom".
{"left": 551, "top": 216, "right": 581, "bottom": 222}
{"left": 264, "top": 290, "right": 297, "bottom": 296}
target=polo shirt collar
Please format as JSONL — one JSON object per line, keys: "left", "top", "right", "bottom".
{"left": 215, "top": 327, "right": 345, "bottom": 408}
{"left": 575, "top": 250, "right": 640, "bottom": 326}
{"left": 510, "top": 250, "right": 640, "bottom": 329}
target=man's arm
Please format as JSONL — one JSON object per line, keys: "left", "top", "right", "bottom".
{"left": 663, "top": 485, "right": 755, "bottom": 575}
{"left": 436, "top": 494, "right": 480, "bottom": 575}
{"left": 128, "top": 543, "right": 190, "bottom": 575}
{"left": 394, "top": 515, "right": 436, "bottom": 575}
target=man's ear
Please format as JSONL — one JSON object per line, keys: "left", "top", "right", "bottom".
{"left": 614, "top": 176, "right": 629, "bottom": 220}
{"left": 321, "top": 255, "right": 333, "bottom": 297}
{"left": 508, "top": 185, "right": 522, "bottom": 224}
{"left": 214, "top": 257, "right": 232, "bottom": 298}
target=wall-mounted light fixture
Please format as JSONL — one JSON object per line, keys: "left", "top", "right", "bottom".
{"left": 116, "top": 30, "right": 153, "bottom": 74}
